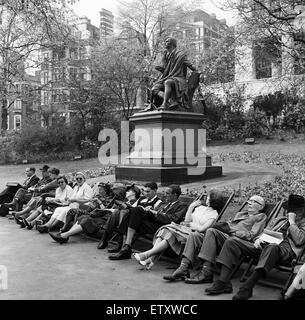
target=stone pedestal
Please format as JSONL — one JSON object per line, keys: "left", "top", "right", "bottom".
{"left": 115, "top": 110, "right": 222, "bottom": 185}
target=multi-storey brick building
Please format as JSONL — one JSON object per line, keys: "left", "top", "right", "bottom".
{"left": 234, "top": 1, "right": 305, "bottom": 96}
{"left": 204, "top": 1, "right": 305, "bottom": 106}
{"left": 161, "top": 9, "right": 228, "bottom": 59}
{"left": 39, "top": 12, "right": 100, "bottom": 126}
{"left": 6, "top": 73, "right": 41, "bottom": 131}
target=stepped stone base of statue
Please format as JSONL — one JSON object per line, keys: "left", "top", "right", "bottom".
{"left": 115, "top": 110, "right": 223, "bottom": 186}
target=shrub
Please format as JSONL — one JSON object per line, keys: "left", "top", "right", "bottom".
{"left": 282, "top": 100, "right": 305, "bottom": 133}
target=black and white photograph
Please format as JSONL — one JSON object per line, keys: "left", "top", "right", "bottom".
{"left": 1, "top": 0, "right": 305, "bottom": 307}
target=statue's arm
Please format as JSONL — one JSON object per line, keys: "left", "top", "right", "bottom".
{"left": 154, "top": 51, "right": 167, "bottom": 73}
{"left": 184, "top": 57, "right": 198, "bottom": 72}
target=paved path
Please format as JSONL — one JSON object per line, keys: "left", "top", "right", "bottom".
{"left": 0, "top": 217, "right": 282, "bottom": 300}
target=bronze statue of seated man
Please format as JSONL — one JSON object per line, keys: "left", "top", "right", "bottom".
{"left": 142, "top": 37, "right": 199, "bottom": 112}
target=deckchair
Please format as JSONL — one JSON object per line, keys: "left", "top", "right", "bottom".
{"left": 239, "top": 195, "right": 305, "bottom": 290}
{"left": 282, "top": 257, "right": 305, "bottom": 299}
{"left": 228, "top": 199, "right": 284, "bottom": 279}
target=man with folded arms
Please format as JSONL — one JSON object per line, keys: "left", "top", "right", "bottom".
{"left": 14, "top": 167, "right": 60, "bottom": 219}
{"left": 109, "top": 184, "right": 187, "bottom": 260}
{"left": 4, "top": 165, "right": 52, "bottom": 211}
{"left": 163, "top": 195, "right": 267, "bottom": 291}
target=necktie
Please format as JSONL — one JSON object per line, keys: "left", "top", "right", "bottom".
{"left": 164, "top": 202, "right": 172, "bottom": 212}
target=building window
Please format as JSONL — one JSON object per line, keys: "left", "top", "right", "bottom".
{"left": 42, "top": 71, "right": 49, "bottom": 85}
{"left": 15, "top": 84, "right": 22, "bottom": 93}
{"left": 74, "top": 31, "right": 82, "bottom": 39}
{"left": 254, "top": 38, "right": 281, "bottom": 79}
{"left": 51, "top": 90, "right": 62, "bottom": 103}
{"left": 14, "top": 115, "right": 21, "bottom": 131}
{"left": 53, "top": 49, "right": 65, "bottom": 60}
{"left": 52, "top": 68, "right": 61, "bottom": 82}
{"left": 79, "top": 67, "right": 89, "bottom": 81}
{"left": 70, "top": 48, "right": 78, "bottom": 60}
{"left": 69, "top": 67, "right": 78, "bottom": 81}
{"left": 43, "top": 52, "right": 49, "bottom": 62}
{"left": 32, "top": 101, "right": 39, "bottom": 111}
{"left": 294, "top": 37, "right": 305, "bottom": 75}
{"left": 42, "top": 91, "right": 49, "bottom": 105}
{"left": 42, "top": 52, "right": 50, "bottom": 70}
{"left": 79, "top": 47, "right": 87, "bottom": 60}
{"left": 15, "top": 99, "right": 22, "bottom": 110}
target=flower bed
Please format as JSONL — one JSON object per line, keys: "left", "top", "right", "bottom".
{"left": 184, "top": 151, "right": 305, "bottom": 205}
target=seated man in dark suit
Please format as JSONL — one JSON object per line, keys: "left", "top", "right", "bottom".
{"left": 109, "top": 184, "right": 188, "bottom": 260}
{"left": 99, "top": 182, "right": 162, "bottom": 252}
{"left": 4, "top": 165, "right": 52, "bottom": 211}
{"left": 0, "top": 167, "right": 39, "bottom": 216}
{"left": 13, "top": 167, "right": 60, "bottom": 219}
{"left": 97, "top": 184, "right": 143, "bottom": 250}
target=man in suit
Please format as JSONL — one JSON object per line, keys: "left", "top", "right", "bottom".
{"left": 109, "top": 184, "right": 188, "bottom": 260}
{"left": 99, "top": 182, "right": 162, "bottom": 253}
{"left": 4, "top": 165, "right": 51, "bottom": 211}
{"left": 0, "top": 167, "right": 39, "bottom": 216}
{"left": 163, "top": 195, "right": 267, "bottom": 286}
{"left": 14, "top": 167, "right": 60, "bottom": 220}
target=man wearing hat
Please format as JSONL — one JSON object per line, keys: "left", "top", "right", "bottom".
{"left": 164, "top": 195, "right": 267, "bottom": 288}
{"left": 4, "top": 165, "right": 52, "bottom": 211}
{"left": 231, "top": 194, "right": 305, "bottom": 300}
{"left": 0, "top": 167, "right": 39, "bottom": 216}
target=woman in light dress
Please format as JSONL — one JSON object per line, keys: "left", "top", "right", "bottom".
{"left": 37, "top": 172, "right": 93, "bottom": 232}
{"left": 24, "top": 175, "right": 73, "bottom": 229}
{"left": 134, "top": 189, "right": 226, "bottom": 269}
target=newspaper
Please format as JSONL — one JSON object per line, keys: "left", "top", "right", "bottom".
{"left": 259, "top": 228, "right": 284, "bottom": 245}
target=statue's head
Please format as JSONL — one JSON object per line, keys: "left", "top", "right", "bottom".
{"left": 164, "top": 37, "right": 177, "bottom": 49}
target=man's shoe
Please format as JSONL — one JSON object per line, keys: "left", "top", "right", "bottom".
{"left": 23, "top": 219, "right": 33, "bottom": 230}
{"left": 108, "top": 244, "right": 122, "bottom": 253}
{"left": 163, "top": 266, "right": 190, "bottom": 282}
{"left": 36, "top": 225, "right": 49, "bottom": 234}
{"left": 19, "top": 219, "right": 26, "bottom": 228}
{"left": 232, "top": 286, "right": 253, "bottom": 300}
{"left": 108, "top": 235, "right": 123, "bottom": 253}
{"left": 97, "top": 231, "right": 108, "bottom": 249}
{"left": 49, "top": 232, "right": 69, "bottom": 244}
{"left": 184, "top": 269, "right": 213, "bottom": 284}
{"left": 108, "top": 244, "right": 131, "bottom": 260}
{"left": 97, "top": 238, "right": 108, "bottom": 250}
{"left": 205, "top": 280, "right": 233, "bottom": 295}
{"left": 14, "top": 216, "right": 23, "bottom": 225}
